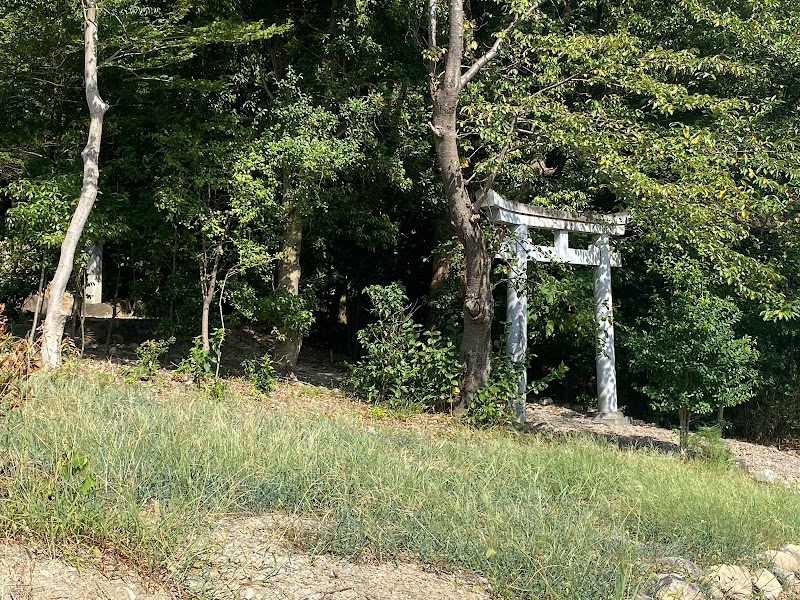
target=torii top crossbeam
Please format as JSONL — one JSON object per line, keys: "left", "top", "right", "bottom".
{"left": 480, "top": 190, "right": 627, "bottom": 235}
{"left": 479, "top": 190, "right": 630, "bottom": 425}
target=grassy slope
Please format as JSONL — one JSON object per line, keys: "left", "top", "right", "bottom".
{"left": 1, "top": 369, "right": 800, "bottom": 599}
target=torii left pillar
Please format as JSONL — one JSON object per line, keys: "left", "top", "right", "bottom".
{"left": 506, "top": 225, "right": 528, "bottom": 422}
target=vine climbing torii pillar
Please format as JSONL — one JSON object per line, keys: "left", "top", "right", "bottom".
{"left": 480, "top": 191, "right": 629, "bottom": 425}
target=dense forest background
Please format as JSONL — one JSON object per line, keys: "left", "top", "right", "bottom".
{"left": 2, "top": 0, "right": 800, "bottom": 442}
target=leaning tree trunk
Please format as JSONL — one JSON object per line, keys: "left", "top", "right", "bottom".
{"left": 431, "top": 100, "right": 493, "bottom": 413}
{"left": 429, "top": 0, "right": 494, "bottom": 413}
{"left": 41, "top": 1, "right": 108, "bottom": 368}
{"left": 426, "top": 1, "right": 547, "bottom": 412}
{"left": 274, "top": 192, "right": 305, "bottom": 372}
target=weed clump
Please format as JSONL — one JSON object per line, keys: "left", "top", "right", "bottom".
{"left": 242, "top": 353, "right": 276, "bottom": 394}
{"left": 0, "top": 305, "right": 38, "bottom": 417}
{"left": 122, "top": 337, "right": 174, "bottom": 383}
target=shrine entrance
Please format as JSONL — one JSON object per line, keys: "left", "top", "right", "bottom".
{"left": 479, "top": 191, "right": 629, "bottom": 424}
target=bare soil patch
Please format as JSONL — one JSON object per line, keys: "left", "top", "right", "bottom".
{"left": 183, "top": 514, "right": 490, "bottom": 600}
{"left": 0, "top": 541, "right": 174, "bottom": 600}
{"left": 0, "top": 514, "right": 489, "bottom": 600}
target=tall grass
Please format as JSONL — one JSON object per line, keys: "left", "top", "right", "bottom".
{"left": 2, "top": 370, "right": 800, "bottom": 598}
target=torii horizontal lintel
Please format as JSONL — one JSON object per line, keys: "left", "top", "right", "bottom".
{"left": 479, "top": 190, "right": 629, "bottom": 236}
{"left": 500, "top": 242, "right": 622, "bottom": 267}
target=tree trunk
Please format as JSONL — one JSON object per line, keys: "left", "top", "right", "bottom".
{"left": 41, "top": 2, "right": 108, "bottom": 368}
{"left": 430, "top": 0, "right": 494, "bottom": 413}
{"left": 28, "top": 257, "right": 46, "bottom": 343}
{"left": 679, "top": 406, "right": 690, "bottom": 459}
{"left": 274, "top": 192, "right": 305, "bottom": 372}
{"left": 200, "top": 249, "right": 222, "bottom": 353}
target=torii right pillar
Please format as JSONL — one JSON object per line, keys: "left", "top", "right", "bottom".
{"left": 592, "top": 234, "right": 626, "bottom": 423}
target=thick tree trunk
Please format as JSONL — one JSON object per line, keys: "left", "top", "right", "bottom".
{"left": 274, "top": 193, "right": 305, "bottom": 372}
{"left": 41, "top": 2, "right": 108, "bottom": 368}
{"left": 430, "top": 0, "right": 494, "bottom": 413}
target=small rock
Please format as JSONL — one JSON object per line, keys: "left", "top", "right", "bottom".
{"left": 761, "top": 549, "right": 800, "bottom": 574}
{"left": 754, "top": 468, "right": 781, "bottom": 484}
{"left": 655, "top": 574, "right": 706, "bottom": 600}
{"left": 751, "top": 568, "right": 782, "bottom": 600}
{"left": 767, "top": 565, "right": 796, "bottom": 590}
{"left": 704, "top": 564, "right": 752, "bottom": 600}
{"left": 657, "top": 557, "right": 702, "bottom": 578}
{"left": 780, "top": 544, "right": 800, "bottom": 564}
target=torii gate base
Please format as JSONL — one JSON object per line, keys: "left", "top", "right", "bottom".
{"left": 481, "top": 191, "right": 629, "bottom": 425}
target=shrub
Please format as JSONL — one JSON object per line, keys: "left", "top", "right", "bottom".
{"left": 122, "top": 337, "right": 174, "bottom": 383}
{"left": 462, "top": 355, "right": 521, "bottom": 428}
{"left": 242, "top": 353, "right": 277, "bottom": 394}
{"left": 348, "top": 283, "right": 460, "bottom": 411}
{"left": 688, "top": 425, "right": 734, "bottom": 466}
{"left": 176, "top": 328, "right": 225, "bottom": 384}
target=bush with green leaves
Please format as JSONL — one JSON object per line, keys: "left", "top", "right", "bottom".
{"left": 688, "top": 425, "right": 734, "bottom": 466}
{"left": 463, "top": 357, "right": 569, "bottom": 429}
{"left": 242, "top": 353, "right": 277, "bottom": 394}
{"left": 122, "top": 337, "right": 174, "bottom": 383}
{"left": 348, "top": 283, "right": 460, "bottom": 411}
{"left": 462, "top": 355, "right": 521, "bottom": 428}
{"left": 627, "top": 289, "right": 759, "bottom": 454}
{"left": 256, "top": 289, "right": 314, "bottom": 343}
{"left": 176, "top": 328, "right": 225, "bottom": 384}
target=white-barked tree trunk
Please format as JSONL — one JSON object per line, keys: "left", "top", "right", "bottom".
{"left": 41, "top": 1, "right": 109, "bottom": 368}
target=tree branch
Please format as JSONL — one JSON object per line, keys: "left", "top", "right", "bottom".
{"left": 476, "top": 72, "right": 580, "bottom": 200}
{"left": 428, "top": 0, "right": 438, "bottom": 50}
{"left": 479, "top": 113, "right": 520, "bottom": 201}
{"left": 460, "top": 0, "right": 549, "bottom": 89}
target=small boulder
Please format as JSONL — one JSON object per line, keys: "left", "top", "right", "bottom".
{"left": 655, "top": 574, "right": 706, "bottom": 600}
{"left": 760, "top": 549, "right": 800, "bottom": 575}
{"left": 751, "top": 568, "right": 782, "bottom": 600}
{"left": 704, "top": 565, "right": 752, "bottom": 600}
{"left": 780, "top": 544, "right": 800, "bottom": 564}
{"left": 754, "top": 468, "right": 781, "bottom": 484}
{"left": 657, "top": 558, "right": 702, "bottom": 579}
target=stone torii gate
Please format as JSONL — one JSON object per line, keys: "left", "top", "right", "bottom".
{"left": 479, "top": 190, "right": 629, "bottom": 425}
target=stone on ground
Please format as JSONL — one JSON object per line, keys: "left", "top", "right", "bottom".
{"left": 654, "top": 574, "right": 706, "bottom": 600}
{"left": 750, "top": 568, "right": 782, "bottom": 600}
{"left": 703, "top": 564, "right": 752, "bottom": 600}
